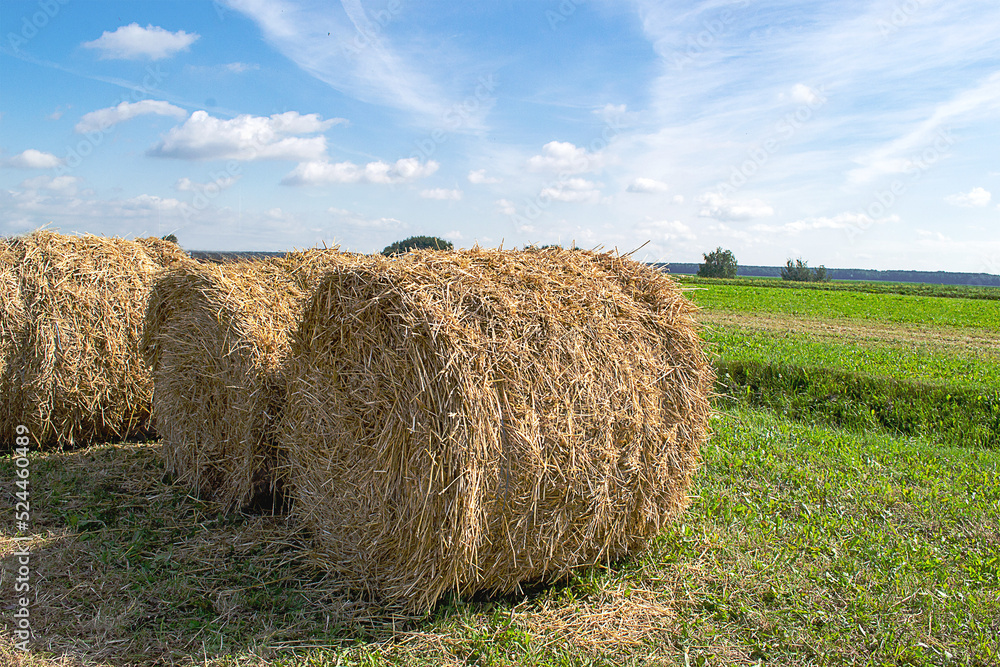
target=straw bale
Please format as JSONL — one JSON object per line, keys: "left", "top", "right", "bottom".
{"left": 0, "top": 241, "right": 26, "bottom": 440}
{"left": 142, "top": 250, "right": 361, "bottom": 510}
{"left": 0, "top": 231, "right": 189, "bottom": 449}
{"left": 283, "top": 247, "right": 713, "bottom": 612}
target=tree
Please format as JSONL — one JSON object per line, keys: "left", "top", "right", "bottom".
{"left": 381, "top": 235, "right": 453, "bottom": 256}
{"left": 162, "top": 233, "right": 179, "bottom": 244}
{"left": 782, "top": 258, "right": 830, "bottom": 282}
{"left": 697, "top": 247, "right": 738, "bottom": 279}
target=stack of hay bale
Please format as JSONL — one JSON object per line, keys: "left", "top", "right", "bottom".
{"left": 74, "top": 241, "right": 715, "bottom": 613}
{"left": 1, "top": 230, "right": 188, "bottom": 448}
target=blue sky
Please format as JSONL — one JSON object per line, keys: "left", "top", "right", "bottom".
{"left": 1, "top": 0, "right": 999, "bottom": 271}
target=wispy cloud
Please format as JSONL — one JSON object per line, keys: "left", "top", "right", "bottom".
{"left": 224, "top": 0, "right": 456, "bottom": 123}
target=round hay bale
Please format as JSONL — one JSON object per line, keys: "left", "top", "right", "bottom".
{"left": 283, "top": 247, "right": 714, "bottom": 612}
{"left": 0, "top": 240, "right": 27, "bottom": 441}
{"left": 1, "top": 230, "right": 189, "bottom": 449}
{"left": 142, "top": 250, "right": 363, "bottom": 510}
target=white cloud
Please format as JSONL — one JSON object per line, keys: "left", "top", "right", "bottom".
{"left": 150, "top": 110, "right": 341, "bottom": 161}
{"left": 495, "top": 199, "right": 517, "bottom": 216}
{"left": 790, "top": 83, "right": 825, "bottom": 106}
{"left": 468, "top": 169, "right": 501, "bottom": 184}
{"left": 282, "top": 157, "right": 439, "bottom": 186}
{"left": 174, "top": 175, "right": 241, "bottom": 194}
{"left": 539, "top": 178, "right": 602, "bottom": 203}
{"left": 420, "top": 188, "right": 463, "bottom": 200}
{"left": 224, "top": 62, "right": 259, "bottom": 73}
{"left": 328, "top": 207, "right": 405, "bottom": 229}
{"left": 945, "top": 187, "right": 991, "bottom": 208}
{"left": 527, "top": 141, "right": 604, "bottom": 174}
{"left": 636, "top": 219, "right": 695, "bottom": 241}
{"left": 672, "top": 194, "right": 685, "bottom": 204}
{"left": 698, "top": 192, "right": 774, "bottom": 221}
{"left": 19, "top": 175, "right": 81, "bottom": 194}
{"left": 626, "top": 177, "right": 669, "bottom": 194}
{"left": 6, "top": 149, "right": 62, "bottom": 169}
{"left": 225, "top": 0, "right": 456, "bottom": 123}
{"left": 76, "top": 100, "right": 188, "bottom": 133}
{"left": 749, "top": 212, "right": 900, "bottom": 234}
{"left": 82, "top": 23, "right": 200, "bottom": 60}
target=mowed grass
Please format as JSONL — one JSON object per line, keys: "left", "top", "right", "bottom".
{"left": 706, "top": 326, "right": 1000, "bottom": 391}
{"left": 676, "top": 275, "right": 1000, "bottom": 301}
{"left": 2, "top": 407, "right": 999, "bottom": 666}
{"left": 686, "top": 283, "right": 1000, "bottom": 331}
{"left": 688, "top": 279, "right": 1000, "bottom": 448}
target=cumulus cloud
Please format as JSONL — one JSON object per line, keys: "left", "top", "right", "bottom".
{"left": 539, "top": 178, "right": 602, "bottom": 203}
{"left": 527, "top": 141, "right": 604, "bottom": 174}
{"left": 495, "top": 199, "right": 517, "bottom": 216}
{"left": 328, "top": 207, "right": 405, "bottom": 229}
{"left": 174, "top": 175, "right": 240, "bottom": 194}
{"left": 82, "top": 23, "right": 200, "bottom": 60}
{"left": 698, "top": 192, "right": 774, "bottom": 220}
{"left": 468, "top": 169, "right": 501, "bottom": 184}
{"left": 150, "top": 110, "right": 341, "bottom": 161}
{"left": 76, "top": 100, "right": 188, "bottom": 133}
{"left": 945, "top": 187, "right": 992, "bottom": 208}
{"left": 420, "top": 188, "right": 462, "bottom": 200}
{"left": 6, "top": 149, "right": 62, "bottom": 169}
{"left": 19, "top": 175, "right": 80, "bottom": 194}
{"left": 282, "top": 157, "right": 439, "bottom": 186}
{"left": 635, "top": 219, "right": 695, "bottom": 241}
{"left": 626, "top": 177, "right": 670, "bottom": 194}
{"left": 749, "top": 212, "right": 900, "bottom": 234}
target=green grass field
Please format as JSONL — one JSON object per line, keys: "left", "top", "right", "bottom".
{"left": 2, "top": 277, "right": 998, "bottom": 666}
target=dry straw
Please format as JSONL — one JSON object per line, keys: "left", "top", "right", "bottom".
{"left": 283, "top": 246, "right": 714, "bottom": 613}
{"left": 142, "top": 249, "right": 362, "bottom": 510}
{"left": 0, "top": 230, "right": 188, "bottom": 449}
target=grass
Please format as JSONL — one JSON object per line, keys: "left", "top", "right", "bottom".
{"left": 675, "top": 275, "right": 1000, "bottom": 301}
{"left": 2, "top": 407, "right": 998, "bottom": 666}
{"left": 685, "top": 283, "right": 1000, "bottom": 331}
{"left": 3, "top": 278, "right": 998, "bottom": 665}
{"left": 704, "top": 326, "right": 1000, "bottom": 448}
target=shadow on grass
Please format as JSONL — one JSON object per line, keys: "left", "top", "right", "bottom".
{"left": 0, "top": 442, "right": 677, "bottom": 667}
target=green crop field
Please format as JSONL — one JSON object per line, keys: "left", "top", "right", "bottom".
{"left": 2, "top": 277, "right": 999, "bottom": 666}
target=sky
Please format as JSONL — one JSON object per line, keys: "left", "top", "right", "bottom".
{"left": 1, "top": 0, "right": 999, "bottom": 272}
